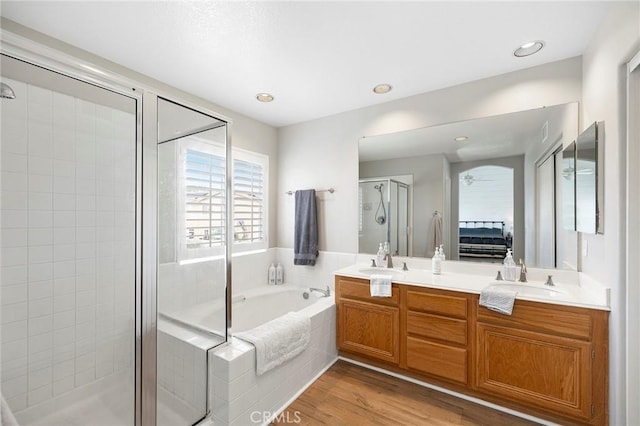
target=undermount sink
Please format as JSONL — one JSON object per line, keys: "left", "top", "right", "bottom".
{"left": 487, "top": 282, "right": 566, "bottom": 298}
{"left": 358, "top": 267, "right": 406, "bottom": 280}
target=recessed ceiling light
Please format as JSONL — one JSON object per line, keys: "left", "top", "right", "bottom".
{"left": 256, "top": 93, "right": 274, "bottom": 102}
{"left": 454, "top": 136, "right": 468, "bottom": 142}
{"left": 373, "top": 84, "right": 392, "bottom": 94}
{"left": 514, "top": 41, "right": 544, "bottom": 57}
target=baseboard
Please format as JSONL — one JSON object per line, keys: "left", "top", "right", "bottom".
{"left": 338, "top": 356, "right": 558, "bottom": 426}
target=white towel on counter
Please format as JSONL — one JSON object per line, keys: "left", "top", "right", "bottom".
{"left": 234, "top": 311, "right": 310, "bottom": 376}
{"left": 370, "top": 274, "right": 392, "bottom": 297}
{"left": 479, "top": 287, "right": 518, "bottom": 315}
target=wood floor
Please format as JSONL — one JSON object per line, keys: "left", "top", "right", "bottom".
{"left": 272, "top": 360, "right": 540, "bottom": 426}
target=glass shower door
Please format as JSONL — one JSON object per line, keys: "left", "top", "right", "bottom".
{"left": 1, "top": 54, "right": 137, "bottom": 426}
{"left": 156, "top": 98, "right": 229, "bottom": 425}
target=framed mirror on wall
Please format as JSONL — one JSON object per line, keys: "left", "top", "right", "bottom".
{"left": 358, "top": 102, "right": 580, "bottom": 269}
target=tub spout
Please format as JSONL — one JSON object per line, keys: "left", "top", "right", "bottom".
{"left": 309, "top": 286, "right": 331, "bottom": 297}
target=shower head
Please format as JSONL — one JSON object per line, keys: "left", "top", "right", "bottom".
{"left": 374, "top": 183, "right": 383, "bottom": 191}
{"left": 1, "top": 82, "right": 16, "bottom": 99}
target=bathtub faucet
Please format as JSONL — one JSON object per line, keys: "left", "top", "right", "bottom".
{"left": 309, "top": 286, "right": 331, "bottom": 297}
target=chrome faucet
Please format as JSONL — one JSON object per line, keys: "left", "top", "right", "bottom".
{"left": 309, "top": 286, "right": 331, "bottom": 297}
{"left": 518, "top": 259, "right": 527, "bottom": 283}
{"left": 384, "top": 253, "right": 393, "bottom": 268}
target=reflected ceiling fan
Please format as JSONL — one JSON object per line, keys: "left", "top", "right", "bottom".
{"left": 562, "top": 165, "right": 594, "bottom": 180}
{"left": 460, "top": 172, "right": 493, "bottom": 186}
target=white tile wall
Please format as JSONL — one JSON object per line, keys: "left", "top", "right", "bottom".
{"left": 1, "top": 77, "right": 136, "bottom": 414}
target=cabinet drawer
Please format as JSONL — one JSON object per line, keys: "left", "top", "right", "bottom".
{"left": 406, "top": 337, "right": 467, "bottom": 384}
{"left": 337, "top": 277, "right": 399, "bottom": 306}
{"left": 407, "top": 311, "right": 467, "bottom": 345}
{"left": 477, "top": 300, "right": 592, "bottom": 341}
{"left": 406, "top": 289, "right": 468, "bottom": 318}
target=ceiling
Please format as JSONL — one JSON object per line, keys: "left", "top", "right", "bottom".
{"left": 1, "top": 1, "right": 610, "bottom": 127}
{"left": 359, "top": 104, "right": 570, "bottom": 163}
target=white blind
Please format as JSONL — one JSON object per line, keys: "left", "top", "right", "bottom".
{"left": 233, "top": 158, "right": 265, "bottom": 244}
{"left": 185, "top": 149, "right": 226, "bottom": 249}
{"left": 183, "top": 148, "right": 267, "bottom": 253}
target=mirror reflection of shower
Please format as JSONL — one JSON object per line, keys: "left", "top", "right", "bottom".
{"left": 374, "top": 183, "right": 387, "bottom": 225}
{"left": 359, "top": 178, "right": 410, "bottom": 256}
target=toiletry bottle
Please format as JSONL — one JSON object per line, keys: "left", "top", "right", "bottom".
{"left": 503, "top": 249, "right": 516, "bottom": 281}
{"left": 439, "top": 245, "right": 446, "bottom": 261}
{"left": 376, "top": 243, "right": 385, "bottom": 267}
{"left": 432, "top": 248, "right": 442, "bottom": 275}
{"left": 268, "top": 263, "right": 276, "bottom": 285}
{"left": 275, "top": 263, "right": 284, "bottom": 285}
{"left": 383, "top": 241, "right": 390, "bottom": 256}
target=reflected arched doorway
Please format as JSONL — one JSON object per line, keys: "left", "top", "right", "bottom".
{"left": 458, "top": 165, "right": 514, "bottom": 262}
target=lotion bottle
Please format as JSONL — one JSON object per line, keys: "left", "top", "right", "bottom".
{"left": 438, "top": 245, "right": 446, "bottom": 261}
{"left": 268, "top": 263, "right": 276, "bottom": 285}
{"left": 275, "top": 263, "right": 284, "bottom": 285}
{"left": 376, "top": 243, "right": 385, "bottom": 267}
{"left": 432, "top": 248, "right": 442, "bottom": 275}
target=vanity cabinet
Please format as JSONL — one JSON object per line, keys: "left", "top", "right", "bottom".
{"left": 403, "top": 287, "right": 472, "bottom": 385}
{"left": 335, "top": 276, "right": 400, "bottom": 364}
{"left": 335, "top": 274, "right": 609, "bottom": 426}
{"left": 476, "top": 301, "right": 608, "bottom": 424}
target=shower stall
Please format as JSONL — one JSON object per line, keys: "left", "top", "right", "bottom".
{"left": 1, "top": 38, "right": 229, "bottom": 425}
{"left": 358, "top": 178, "right": 410, "bottom": 257}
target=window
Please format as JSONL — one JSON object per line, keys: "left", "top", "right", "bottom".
{"left": 178, "top": 139, "right": 268, "bottom": 263}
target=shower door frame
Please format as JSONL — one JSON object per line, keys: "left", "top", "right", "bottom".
{"left": 358, "top": 177, "right": 410, "bottom": 256}
{"left": 1, "top": 24, "right": 233, "bottom": 426}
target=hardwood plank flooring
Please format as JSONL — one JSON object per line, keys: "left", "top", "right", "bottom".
{"left": 272, "top": 360, "right": 540, "bottom": 426}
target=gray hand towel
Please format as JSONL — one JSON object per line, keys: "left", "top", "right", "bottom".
{"left": 294, "top": 189, "right": 319, "bottom": 265}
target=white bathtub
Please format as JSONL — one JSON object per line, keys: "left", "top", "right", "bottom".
{"left": 163, "top": 286, "right": 323, "bottom": 335}
{"left": 209, "top": 285, "right": 337, "bottom": 426}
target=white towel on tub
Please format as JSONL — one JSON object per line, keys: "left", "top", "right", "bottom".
{"left": 370, "top": 274, "right": 392, "bottom": 297}
{"left": 234, "top": 311, "right": 310, "bottom": 376}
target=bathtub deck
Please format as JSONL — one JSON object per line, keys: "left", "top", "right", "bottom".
{"left": 272, "top": 360, "right": 540, "bottom": 426}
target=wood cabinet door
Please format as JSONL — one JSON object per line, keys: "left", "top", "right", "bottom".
{"left": 476, "top": 323, "right": 592, "bottom": 420}
{"left": 338, "top": 299, "right": 400, "bottom": 364}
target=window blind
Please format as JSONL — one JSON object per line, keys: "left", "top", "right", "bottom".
{"left": 185, "top": 149, "right": 226, "bottom": 249}
{"left": 233, "top": 158, "right": 265, "bottom": 243}
{"left": 184, "top": 148, "right": 266, "bottom": 252}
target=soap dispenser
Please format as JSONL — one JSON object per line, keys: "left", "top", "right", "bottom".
{"left": 503, "top": 249, "right": 516, "bottom": 281}
{"left": 275, "top": 263, "right": 284, "bottom": 285}
{"left": 376, "top": 243, "right": 385, "bottom": 267}
{"left": 438, "top": 245, "right": 446, "bottom": 261}
{"left": 432, "top": 247, "right": 442, "bottom": 275}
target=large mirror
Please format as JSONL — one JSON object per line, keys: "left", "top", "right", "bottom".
{"left": 358, "top": 102, "right": 579, "bottom": 269}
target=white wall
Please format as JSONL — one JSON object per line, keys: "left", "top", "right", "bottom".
{"left": 580, "top": 3, "right": 640, "bottom": 424}
{"left": 277, "top": 57, "right": 582, "bottom": 252}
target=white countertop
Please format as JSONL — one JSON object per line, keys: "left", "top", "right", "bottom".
{"left": 334, "top": 259, "right": 610, "bottom": 311}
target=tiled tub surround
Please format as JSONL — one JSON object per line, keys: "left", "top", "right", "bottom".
{"left": 157, "top": 317, "right": 223, "bottom": 426}
{"left": 1, "top": 77, "right": 136, "bottom": 423}
{"left": 211, "top": 293, "right": 336, "bottom": 426}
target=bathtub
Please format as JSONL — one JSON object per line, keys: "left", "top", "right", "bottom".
{"left": 209, "top": 285, "right": 337, "bottom": 426}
